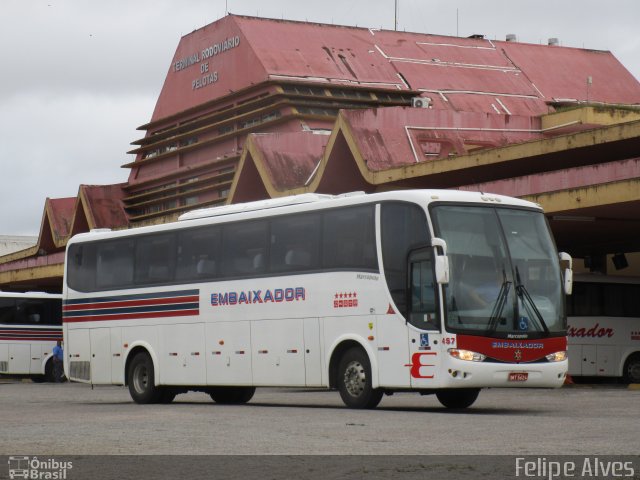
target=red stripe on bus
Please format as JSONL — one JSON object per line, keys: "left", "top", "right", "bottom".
{"left": 0, "top": 329, "right": 61, "bottom": 333}
{"left": 62, "top": 309, "right": 200, "bottom": 323}
{"left": 0, "top": 336, "right": 62, "bottom": 341}
{"left": 62, "top": 295, "right": 200, "bottom": 312}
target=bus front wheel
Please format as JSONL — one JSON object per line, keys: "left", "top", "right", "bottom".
{"left": 436, "top": 388, "right": 480, "bottom": 409}
{"left": 337, "top": 347, "right": 383, "bottom": 409}
{"left": 128, "top": 352, "right": 161, "bottom": 404}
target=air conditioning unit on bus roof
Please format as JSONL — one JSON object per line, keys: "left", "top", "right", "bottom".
{"left": 411, "top": 97, "right": 431, "bottom": 108}
{"left": 179, "top": 193, "right": 333, "bottom": 221}
{"left": 179, "top": 192, "right": 367, "bottom": 221}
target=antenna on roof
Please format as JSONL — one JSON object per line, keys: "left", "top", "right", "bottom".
{"left": 394, "top": 0, "right": 398, "bottom": 31}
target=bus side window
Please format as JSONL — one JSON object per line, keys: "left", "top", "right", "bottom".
{"left": 323, "top": 205, "right": 377, "bottom": 271}
{"left": 222, "top": 220, "right": 268, "bottom": 277}
{"left": 67, "top": 244, "right": 97, "bottom": 292}
{"left": 134, "top": 234, "right": 176, "bottom": 285}
{"left": 270, "top": 213, "right": 321, "bottom": 273}
{"left": 408, "top": 249, "right": 440, "bottom": 330}
{"left": 16, "top": 300, "right": 45, "bottom": 325}
{"left": 0, "top": 298, "right": 16, "bottom": 324}
{"left": 176, "top": 226, "right": 221, "bottom": 281}
{"left": 96, "top": 240, "right": 134, "bottom": 289}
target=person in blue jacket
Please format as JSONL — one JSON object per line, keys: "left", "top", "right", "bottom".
{"left": 52, "top": 340, "right": 64, "bottom": 382}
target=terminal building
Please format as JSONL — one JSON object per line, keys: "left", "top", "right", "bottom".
{"left": 1, "top": 14, "right": 640, "bottom": 291}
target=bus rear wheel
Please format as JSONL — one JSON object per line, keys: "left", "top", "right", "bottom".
{"left": 209, "top": 387, "right": 256, "bottom": 404}
{"left": 43, "top": 358, "right": 56, "bottom": 383}
{"left": 337, "top": 347, "right": 383, "bottom": 409}
{"left": 436, "top": 388, "right": 480, "bottom": 409}
{"left": 128, "top": 352, "right": 161, "bottom": 404}
{"left": 624, "top": 354, "right": 640, "bottom": 384}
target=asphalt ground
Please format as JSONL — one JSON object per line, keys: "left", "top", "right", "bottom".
{"left": 1, "top": 380, "right": 638, "bottom": 456}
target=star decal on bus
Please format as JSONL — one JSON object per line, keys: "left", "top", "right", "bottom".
{"left": 333, "top": 292, "right": 358, "bottom": 308}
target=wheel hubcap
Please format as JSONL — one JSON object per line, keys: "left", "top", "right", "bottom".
{"left": 629, "top": 363, "right": 640, "bottom": 382}
{"left": 133, "top": 364, "right": 148, "bottom": 394}
{"left": 343, "top": 360, "right": 366, "bottom": 397}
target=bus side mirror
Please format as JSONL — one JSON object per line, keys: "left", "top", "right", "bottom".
{"left": 431, "top": 237, "right": 449, "bottom": 285}
{"left": 559, "top": 252, "right": 573, "bottom": 295}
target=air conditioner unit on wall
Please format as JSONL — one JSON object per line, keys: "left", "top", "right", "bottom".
{"left": 411, "top": 97, "right": 431, "bottom": 108}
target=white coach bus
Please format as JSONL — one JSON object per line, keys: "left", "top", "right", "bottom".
{"left": 63, "top": 190, "right": 572, "bottom": 409}
{"left": 0, "top": 292, "right": 62, "bottom": 381}
{"left": 567, "top": 275, "right": 640, "bottom": 383}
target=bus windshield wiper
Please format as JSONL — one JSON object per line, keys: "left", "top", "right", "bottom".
{"left": 487, "top": 270, "right": 511, "bottom": 333}
{"left": 515, "top": 267, "right": 549, "bottom": 335}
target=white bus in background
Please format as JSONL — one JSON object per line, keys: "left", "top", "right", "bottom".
{"left": 63, "top": 190, "right": 572, "bottom": 409}
{"left": 0, "top": 292, "right": 62, "bottom": 382}
{"left": 567, "top": 275, "right": 640, "bottom": 383}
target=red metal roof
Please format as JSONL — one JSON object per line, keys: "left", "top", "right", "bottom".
{"left": 44, "top": 198, "right": 76, "bottom": 241}
{"left": 341, "top": 107, "right": 544, "bottom": 172}
{"left": 238, "top": 18, "right": 403, "bottom": 87}
{"left": 249, "top": 132, "right": 328, "bottom": 190}
{"left": 499, "top": 42, "right": 640, "bottom": 105}
{"left": 150, "top": 16, "right": 640, "bottom": 122}
{"left": 79, "top": 184, "right": 128, "bottom": 229}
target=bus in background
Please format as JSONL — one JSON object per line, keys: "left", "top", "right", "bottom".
{"left": 567, "top": 275, "right": 640, "bottom": 383}
{"left": 0, "top": 292, "right": 62, "bottom": 382}
{"left": 63, "top": 190, "right": 572, "bottom": 409}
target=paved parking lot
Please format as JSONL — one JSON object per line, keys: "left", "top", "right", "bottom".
{"left": 1, "top": 380, "right": 638, "bottom": 456}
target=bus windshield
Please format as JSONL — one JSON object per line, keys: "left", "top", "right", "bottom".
{"left": 431, "top": 205, "right": 565, "bottom": 338}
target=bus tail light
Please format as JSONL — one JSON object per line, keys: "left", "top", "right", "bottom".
{"left": 545, "top": 351, "right": 567, "bottom": 362}
{"left": 448, "top": 348, "right": 486, "bottom": 362}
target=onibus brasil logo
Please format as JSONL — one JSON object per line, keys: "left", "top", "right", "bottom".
{"left": 8, "top": 456, "right": 73, "bottom": 479}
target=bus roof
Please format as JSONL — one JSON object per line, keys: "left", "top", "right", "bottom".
{"left": 68, "top": 189, "right": 542, "bottom": 244}
{"left": 178, "top": 189, "right": 540, "bottom": 221}
{"left": 177, "top": 192, "right": 342, "bottom": 221}
{"left": 0, "top": 291, "right": 62, "bottom": 299}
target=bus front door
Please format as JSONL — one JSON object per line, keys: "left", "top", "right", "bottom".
{"left": 407, "top": 248, "right": 442, "bottom": 388}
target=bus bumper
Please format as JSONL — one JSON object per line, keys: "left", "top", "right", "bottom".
{"left": 439, "top": 358, "right": 568, "bottom": 388}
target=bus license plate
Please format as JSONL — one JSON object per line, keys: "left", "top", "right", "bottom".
{"left": 508, "top": 372, "right": 528, "bottom": 382}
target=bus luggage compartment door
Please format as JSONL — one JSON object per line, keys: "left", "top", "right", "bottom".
{"left": 160, "top": 323, "right": 206, "bottom": 385}
{"left": 67, "top": 329, "right": 91, "bottom": 382}
{"left": 251, "top": 318, "right": 305, "bottom": 386}
{"left": 206, "top": 320, "right": 252, "bottom": 385}
{"left": 8, "top": 344, "right": 30, "bottom": 374}
{"left": 581, "top": 345, "right": 597, "bottom": 376}
{"left": 303, "top": 317, "right": 322, "bottom": 387}
{"left": 90, "top": 328, "right": 112, "bottom": 384}
{"left": 0, "top": 343, "right": 8, "bottom": 372}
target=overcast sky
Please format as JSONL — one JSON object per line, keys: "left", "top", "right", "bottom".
{"left": 1, "top": 0, "right": 639, "bottom": 236}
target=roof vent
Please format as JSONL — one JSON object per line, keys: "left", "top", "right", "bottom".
{"left": 506, "top": 34, "right": 517, "bottom": 42}
{"left": 548, "top": 37, "right": 559, "bottom": 46}
{"left": 411, "top": 97, "right": 431, "bottom": 108}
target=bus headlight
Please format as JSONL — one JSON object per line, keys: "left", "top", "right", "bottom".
{"left": 545, "top": 351, "right": 567, "bottom": 362}
{"left": 448, "top": 348, "right": 486, "bottom": 362}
